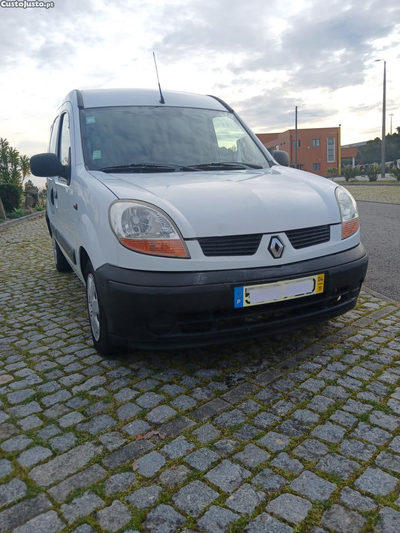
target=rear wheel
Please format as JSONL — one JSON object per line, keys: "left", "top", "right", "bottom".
{"left": 52, "top": 236, "right": 72, "bottom": 272}
{"left": 85, "top": 262, "right": 114, "bottom": 356}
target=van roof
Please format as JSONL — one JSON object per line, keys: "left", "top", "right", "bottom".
{"left": 63, "top": 88, "right": 230, "bottom": 112}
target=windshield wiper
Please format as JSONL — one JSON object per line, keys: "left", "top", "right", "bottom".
{"left": 186, "top": 162, "right": 263, "bottom": 170}
{"left": 99, "top": 163, "right": 177, "bottom": 173}
{"left": 98, "top": 162, "right": 263, "bottom": 173}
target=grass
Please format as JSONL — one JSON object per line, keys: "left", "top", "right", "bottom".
{"left": 342, "top": 184, "right": 400, "bottom": 204}
{"left": 1, "top": 206, "right": 45, "bottom": 221}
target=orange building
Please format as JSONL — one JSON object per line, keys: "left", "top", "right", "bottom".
{"left": 257, "top": 128, "right": 356, "bottom": 177}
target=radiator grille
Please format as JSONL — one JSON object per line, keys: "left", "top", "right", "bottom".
{"left": 197, "top": 224, "right": 331, "bottom": 256}
{"left": 198, "top": 234, "right": 262, "bottom": 257}
{"left": 286, "top": 225, "right": 330, "bottom": 249}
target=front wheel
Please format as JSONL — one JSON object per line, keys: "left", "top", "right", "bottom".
{"left": 85, "top": 262, "right": 114, "bottom": 356}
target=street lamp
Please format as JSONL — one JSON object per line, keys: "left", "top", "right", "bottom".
{"left": 375, "top": 59, "right": 386, "bottom": 179}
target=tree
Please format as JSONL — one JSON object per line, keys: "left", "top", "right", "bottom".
{"left": 0, "top": 138, "right": 11, "bottom": 183}
{"left": 357, "top": 132, "right": 400, "bottom": 164}
{"left": 0, "top": 138, "right": 24, "bottom": 186}
{"left": 19, "top": 155, "right": 31, "bottom": 186}
{"left": 9, "top": 147, "right": 20, "bottom": 185}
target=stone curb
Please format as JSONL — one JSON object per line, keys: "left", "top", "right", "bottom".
{"left": 0, "top": 210, "right": 45, "bottom": 232}
{"left": 357, "top": 200, "right": 400, "bottom": 205}
{"left": 362, "top": 285, "right": 400, "bottom": 305}
{"left": 343, "top": 183, "right": 400, "bottom": 187}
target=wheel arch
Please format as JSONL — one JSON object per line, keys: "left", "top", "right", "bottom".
{"left": 79, "top": 247, "right": 91, "bottom": 279}
{"left": 45, "top": 212, "right": 52, "bottom": 237}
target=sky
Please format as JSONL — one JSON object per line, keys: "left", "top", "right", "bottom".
{"left": 0, "top": 0, "right": 399, "bottom": 186}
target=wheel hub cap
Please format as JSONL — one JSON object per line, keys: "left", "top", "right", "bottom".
{"left": 87, "top": 274, "right": 100, "bottom": 341}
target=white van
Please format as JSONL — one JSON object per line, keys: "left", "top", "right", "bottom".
{"left": 30, "top": 89, "right": 368, "bottom": 355}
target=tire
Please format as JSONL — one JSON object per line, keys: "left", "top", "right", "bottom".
{"left": 85, "top": 262, "right": 114, "bottom": 356}
{"left": 52, "top": 236, "right": 72, "bottom": 272}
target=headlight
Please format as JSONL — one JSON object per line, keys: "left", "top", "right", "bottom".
{"left": 335, "top": 186, "right": 359, "bottom": 239}
{"left": 109, "top": 201, "right": 190, "bottom": 258}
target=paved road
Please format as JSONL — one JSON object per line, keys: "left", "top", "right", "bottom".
{"left": 0, "top": 217, "right": 399, "bottom": 532}
{"left": 358, "top": 201, "right": 400, "bottom": 301}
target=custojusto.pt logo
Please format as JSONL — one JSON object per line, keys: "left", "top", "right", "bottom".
{"left": 1, "top": 0, "right": 55, "bottom": 8}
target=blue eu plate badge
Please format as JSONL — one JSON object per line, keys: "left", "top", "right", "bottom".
{"left": 234, "top": 287, "right": 244, "bottom": 308}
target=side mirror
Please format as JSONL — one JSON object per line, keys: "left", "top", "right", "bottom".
{"left": 30, "top": 153, "right": 67, "bottom": 178}
{"left": 272, "top": 150, "right": 290, "bottom": 167}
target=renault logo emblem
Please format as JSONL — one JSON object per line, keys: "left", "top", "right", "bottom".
{"left": 268, "top": 236, "right": 285, "bottom": 259}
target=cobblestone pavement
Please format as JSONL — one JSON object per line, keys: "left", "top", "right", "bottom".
{"left": 1, "top": 217, "right": 400, "bottom": 533}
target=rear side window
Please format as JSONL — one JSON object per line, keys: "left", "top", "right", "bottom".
{"left": 48, "top": 116, "right": 60, "bottom": 154}
{"left": 59, "top": 113, "right": 71, "bottom": 166}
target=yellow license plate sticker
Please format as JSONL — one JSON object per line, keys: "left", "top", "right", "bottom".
{"left": 234, "top": 273, "right": 325, "bottom": 308}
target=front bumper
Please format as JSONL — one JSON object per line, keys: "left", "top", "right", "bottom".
{"left": 96, "top": 244, "right": 368, "bottom": 350}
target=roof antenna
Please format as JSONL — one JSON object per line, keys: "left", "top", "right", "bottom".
{"left": 153, "top": 52, "right": 165, "bottom": 104}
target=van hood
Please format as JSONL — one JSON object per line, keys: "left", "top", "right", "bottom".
{"left": 90, "top": 166, "right": 341, "bottom": 238}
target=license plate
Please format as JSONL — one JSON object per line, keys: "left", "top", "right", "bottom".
{"left": 234, "top": 273, "right": 325, "bottom": 308}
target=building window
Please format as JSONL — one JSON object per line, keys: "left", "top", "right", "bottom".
{"left": 292, "top": 140, "right": 301, "bottom": 147}
{"left": 312, "top": 163, "right": 321, "bottom": 171}
{"left": 312, "top": 139, "right": 320, "bottom": 147}
{"left": 327, "top": 137, "right": 335, "bottom": 162}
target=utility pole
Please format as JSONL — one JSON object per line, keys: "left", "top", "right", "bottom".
{"left": 389, "top": 113, "right": 393, "bottom": 135}
{"left": 375, "top": 59, "right": 386, "bottom": 179}
{"left": 295, "top": 106, "right": 298, "bottom": 169}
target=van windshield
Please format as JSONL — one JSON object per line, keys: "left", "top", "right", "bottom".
{"left": 80, "top": 106, "right": 270, "bottom": 172}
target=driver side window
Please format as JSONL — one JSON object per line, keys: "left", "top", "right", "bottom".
{"left": 49, "top": 116, "right": 60, "bottom": 154}
{"left": 59, "top": 113, "right": 71, "bottom": 167}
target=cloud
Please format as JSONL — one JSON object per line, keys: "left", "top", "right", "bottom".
{"left": 0, "top": 0, "right": 104, "bottom": 69}
{"left": 152, "top": 0, "right": 278, "bottom": 60}
{"left": 154, "top": 0, "right": 400, "bottom": 92}
{"left": 349, "top": 102, "right": 380, "bottom": 114}
{"left": 233, "top": 88, "right": 336, "bottom": 132}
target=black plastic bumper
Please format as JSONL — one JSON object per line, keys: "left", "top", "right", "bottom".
{"left": 95, "top": 244, "right": 368, "bottom": 349}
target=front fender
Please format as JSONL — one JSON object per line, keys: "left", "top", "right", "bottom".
{"left": 77, "top": 213, "right": 118, "bottom": 274}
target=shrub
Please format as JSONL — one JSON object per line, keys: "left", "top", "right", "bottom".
{"left": 0, "top": 183, "right": 22, "bottom": 212}
{"left": 342, "top": 165, "right": 358, "bottom": 182}
{"left": 6, "top": 208, "right": 25, "bottom": 219}
{"left": 367, "top": 163, "right": 380, "bottom": 182}
{"left": 390, "top": 166, "right": 400, "bottom": 181}
{"left": 326, "top": 167, "right": 339, "bottom": 177}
